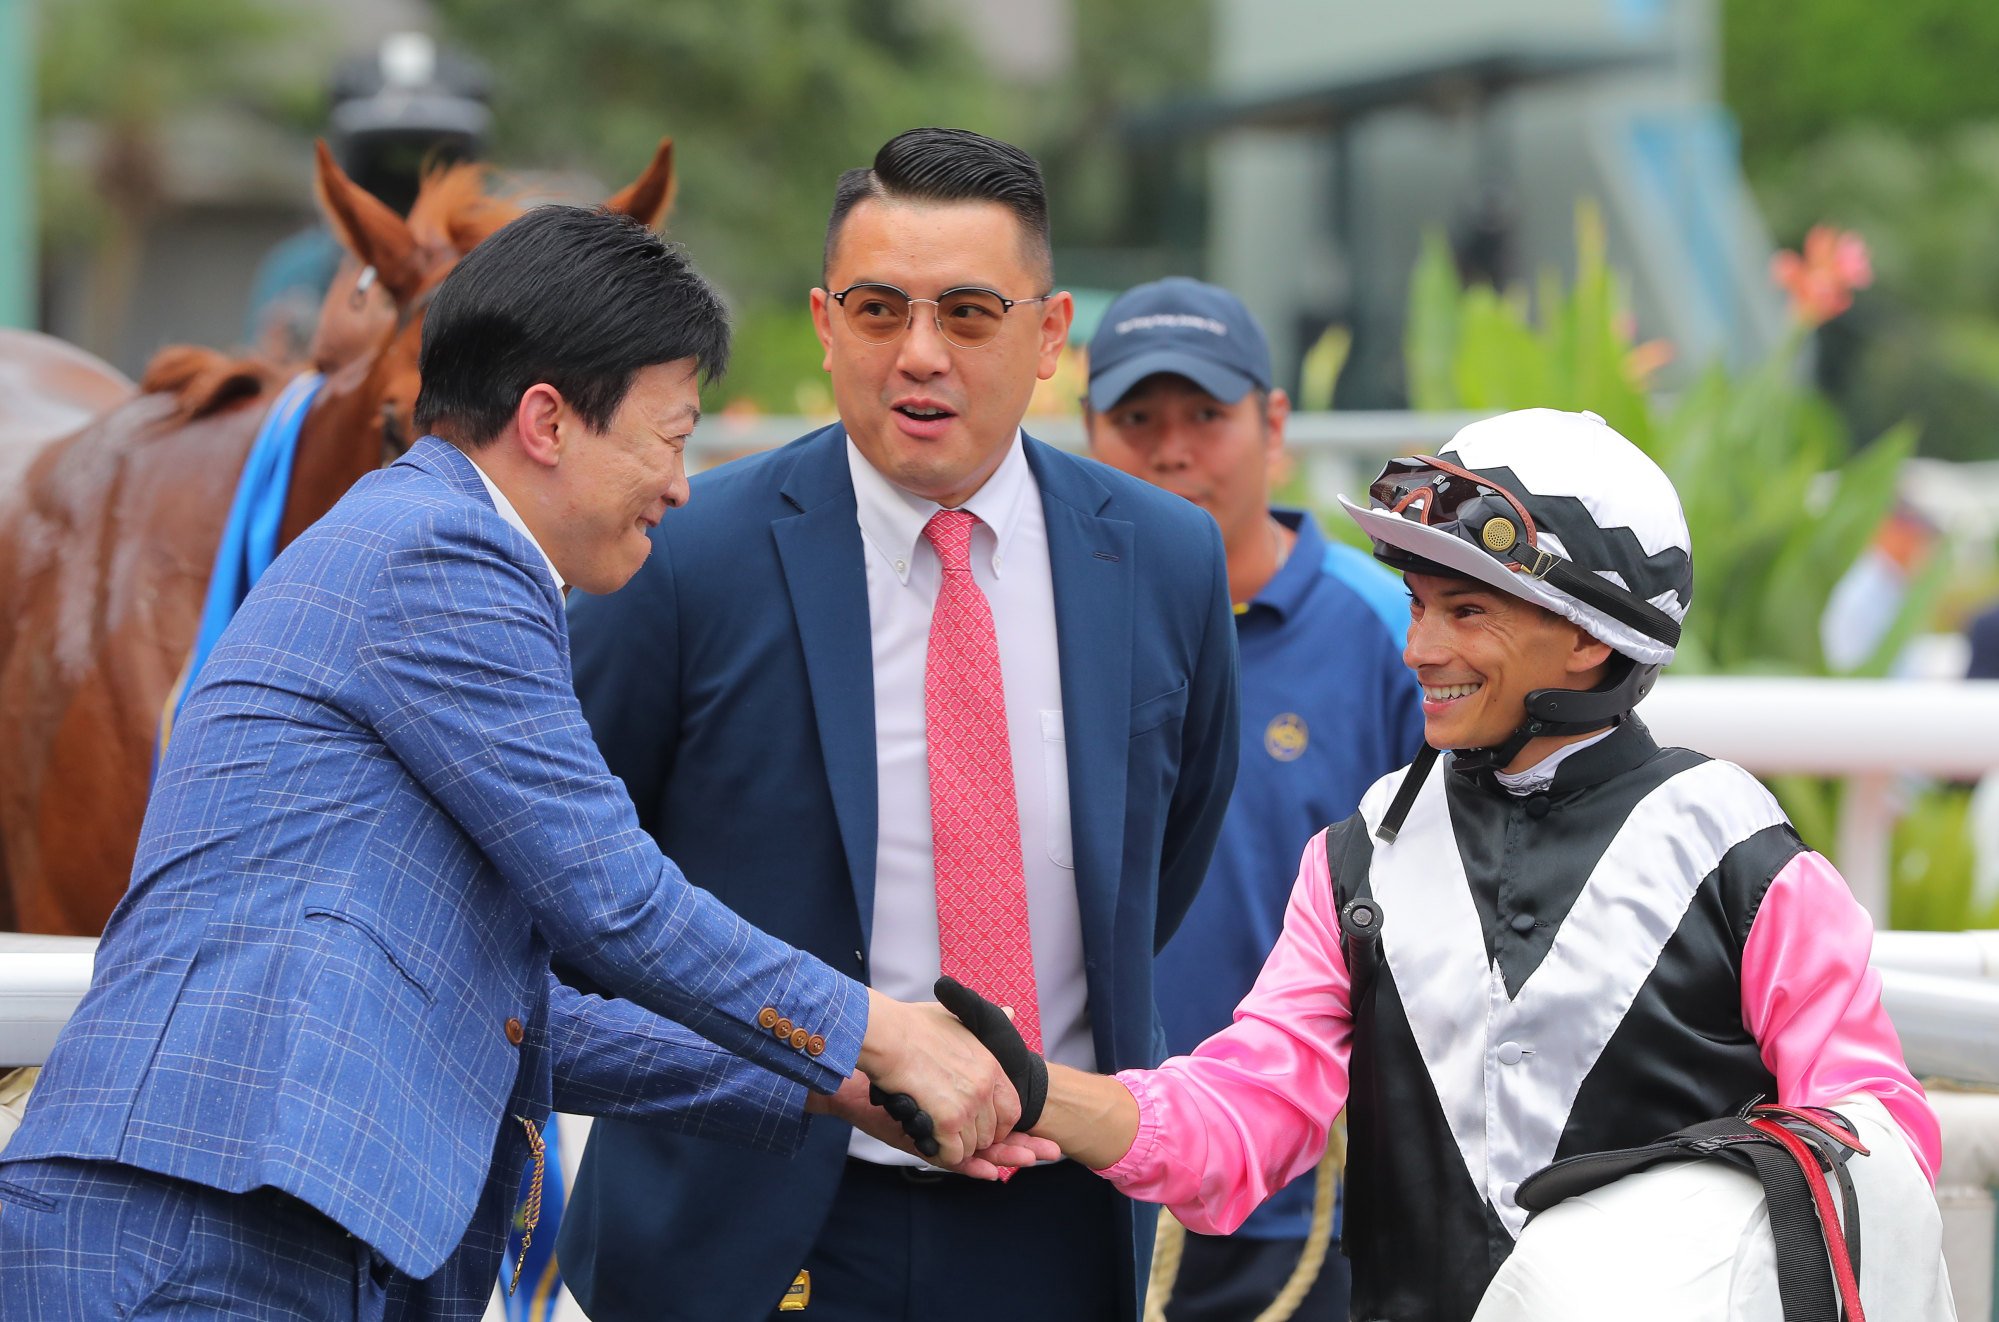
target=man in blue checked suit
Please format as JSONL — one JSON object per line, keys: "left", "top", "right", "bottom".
{"left": 0, "top": 206, "right": 1029, "bottom": 1321}
{"left": 557, "top": 129, "right": 1241, "bottom": 1322}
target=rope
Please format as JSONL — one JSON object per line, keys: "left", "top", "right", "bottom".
{"left": 1144, "top": 1202, "right": 1185, "bottom": 1322}
{"left": 507, "top": 1114, "right": 546, "bottom": 1297}
{"left": 1144, "top": 1114, "right": 1347, "bottom": 1322}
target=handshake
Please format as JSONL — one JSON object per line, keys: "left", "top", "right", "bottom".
{"left": 817, "top": 976, "right": 1055, "bottom": 1178}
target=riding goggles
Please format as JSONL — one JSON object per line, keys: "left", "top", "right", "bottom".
{"left": 1367, "top": 453, "right": 1683, "bottom": 650}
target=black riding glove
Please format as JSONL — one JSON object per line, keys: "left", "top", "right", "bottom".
{"left": 934, "top": 974, "right": 1048, "bottom": 1131}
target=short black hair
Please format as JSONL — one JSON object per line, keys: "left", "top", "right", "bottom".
{"left": 823, "top": 127, "right": 1052, "bottom": 284}
{"left": 414, "top": 206, "right": 729, "bottom": 447}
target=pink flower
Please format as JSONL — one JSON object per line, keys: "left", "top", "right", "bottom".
{"left": 1771, "top": 225, "right": 1873, "bottom": 327}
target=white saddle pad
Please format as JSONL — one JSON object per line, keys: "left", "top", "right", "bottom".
{"left": 1473, "top": 1094, "right": 1956, "bottom": 1322}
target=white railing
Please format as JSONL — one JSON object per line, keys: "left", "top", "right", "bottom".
{"left": 1643, "top": 677, "right": 1999, "bottom": 923}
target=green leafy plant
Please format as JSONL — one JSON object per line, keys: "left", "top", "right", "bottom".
{"left": 1404, "top": 202, "right": 1946, "bottom": 681}
{"left": 1889, "top": 785, "right": 1999, "bottom": 932}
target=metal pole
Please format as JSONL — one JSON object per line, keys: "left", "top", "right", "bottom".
{"left": 0, "top": 0, "right": 34, "bottom": 328}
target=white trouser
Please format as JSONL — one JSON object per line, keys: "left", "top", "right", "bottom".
{"left": 1473, "top": 1094, "right": 1956, "bottom": 1322}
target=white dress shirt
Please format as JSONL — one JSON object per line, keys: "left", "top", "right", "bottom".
{"left": 845, "top": 432, "right": 1092, "bottom": 1165}
{"left": 466, "top": 455, "right": 565, "bottom": 592}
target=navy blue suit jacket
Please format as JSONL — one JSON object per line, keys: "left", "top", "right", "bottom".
{"left": 558, "top": 425, "right": 1240, "bottom": 1321}
{"left": 2, "top": 439, "right": 868, "bottom": 1306}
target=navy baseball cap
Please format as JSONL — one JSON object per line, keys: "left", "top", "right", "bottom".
{"left": 1085, "top": 277, "right": 1273, "bottom": 412}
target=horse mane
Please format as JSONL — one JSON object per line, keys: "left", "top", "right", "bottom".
{"left": 139, "top": 345, "right": 286, "bottom": 421}
{"left": 406, "top": 161, "right": 527, "bottom": 255}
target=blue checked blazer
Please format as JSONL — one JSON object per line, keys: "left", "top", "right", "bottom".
{"left": 556, "top": 426, "right": 1242, "bottom": 1321}
{"left": 3, "top": 437, "right": 868, "bottom": 1291}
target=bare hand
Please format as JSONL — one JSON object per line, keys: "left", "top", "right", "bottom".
{"left": 856, "top": 990, "right": 1020, "bottom": 1168}
{"left": 809, "top": 1072, "right": 1058, "bottom": 1179}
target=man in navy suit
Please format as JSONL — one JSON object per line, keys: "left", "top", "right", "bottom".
{"left": 558, "top": 128, "right": 1241, "bottom": 1321}
{"left": 0, "top": 206, "right": 1022, "bottom": 1320}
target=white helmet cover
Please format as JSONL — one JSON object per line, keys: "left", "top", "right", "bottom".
{"left": 1339, "top": 409, "right": 1691, "bottom": 667}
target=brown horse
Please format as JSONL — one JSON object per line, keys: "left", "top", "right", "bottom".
{"left": 0, "top": 332, "right": 136, "bottom": 460}
{"left": 0, "top": 139, "right": 677, "bottom": 935}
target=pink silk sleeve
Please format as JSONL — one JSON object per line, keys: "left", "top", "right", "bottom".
{"left": 1740, "top": 850, "right": 1941, "bottom": 1184}
{"left": 1097, "top": 834, "right": 1354, "bottom": 1234}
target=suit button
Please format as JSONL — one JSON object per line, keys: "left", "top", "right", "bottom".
{"left": 758, "top": 1007, "right": 780, "bottom": 1029}
{"left": 1509, "top": 912, "right": 1536, "bottom": 934}
{"left": 1497, "top": 1041, "right": 1526, "bottom": 1066}
{"left": 773, "top": 1017, "right": 794, "bottom": 1039}
{"left": 504, "top": 1017, "right": 525, "bottom": 1046}
{"left": 806, "top": 1035, "right": 827, "bottom": 1057}
{"left": 789, "top": 1028, "right": 810, "bottom": 1050}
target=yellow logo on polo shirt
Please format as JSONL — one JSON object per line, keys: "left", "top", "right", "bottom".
{"left": 1264, "top": 713, "right": 1308, "bottom": 762}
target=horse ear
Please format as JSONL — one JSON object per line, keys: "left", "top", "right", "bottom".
{"left": 312, "top": 139, "right": 425, "bottom": 307}
{"left": 603, "top": 138, "right": 676, "bottom": 230}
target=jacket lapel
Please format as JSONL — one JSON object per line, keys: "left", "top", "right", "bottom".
{"left": 1027, "top": 438, "right": 1133, "bottom": 1009}
{"left": 771, "top": 428, "right": 882, "bottom": 941}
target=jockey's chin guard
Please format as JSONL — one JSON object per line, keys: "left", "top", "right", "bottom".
{"left": 1341, "top": 409, "right": 1695, "bottom": 835}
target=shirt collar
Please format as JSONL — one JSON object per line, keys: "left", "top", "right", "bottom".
{"left": 464, "top": 456, "right": 566, "bottom": 592}
{"left": 1240, "top": 508, "right": 1326, "bottom": 623}
{"left": 846, "top": 428, "right": 1030, "bottom": 585}
{"left": 1488, "top": 717, "right": 1661, "bottom": 797}
{"left": 1493, "top": 726, "right": 1616, "bottom": 795}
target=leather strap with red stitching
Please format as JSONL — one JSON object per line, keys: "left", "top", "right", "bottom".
{"left": 1750, "top": 1116, "right": 1867, "bottom": 1321}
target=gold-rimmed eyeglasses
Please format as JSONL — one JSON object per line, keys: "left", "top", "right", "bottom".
{"left": 828, "top": 282, "right": 1052, "bottom": 350}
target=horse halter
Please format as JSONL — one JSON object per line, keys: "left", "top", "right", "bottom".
{"left": 353, "top": 266, "right": 435, "bottom": 465}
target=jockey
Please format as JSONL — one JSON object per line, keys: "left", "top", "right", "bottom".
{"left": 245, "top": 32, "right": 490, "bottom": 359}
{"left": 951, "top": 408, "right": 1952, "bottom": 1320}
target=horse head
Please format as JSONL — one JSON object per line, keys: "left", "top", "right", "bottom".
{"left": 276, "top": 137, "right": 678, "bottom": 546}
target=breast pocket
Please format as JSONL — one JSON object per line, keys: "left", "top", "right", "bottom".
{"left": 1041, "top": 709, "right": 1074, "bottom": 870}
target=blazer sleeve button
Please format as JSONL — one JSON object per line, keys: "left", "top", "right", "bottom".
{"left": 504, "top": 1017, "right": 525, "bottom": 1046}
{"left": 806, "top": 1035, "right": 827, "bottom": 1057}
{"left": 773, "top": 1017, "right": 794, "bottom": 1039}
{"left": 789, "top": 1028, "right": 809, "bottom": 1050}
{"left": 758, "top": 1007, "right": 780, "bottom": 1029}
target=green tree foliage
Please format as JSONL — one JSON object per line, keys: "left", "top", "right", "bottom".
{"left": 1031, "top": 0, "right": 1213, "bottom": 256}
{"left": 1723, "top": 0, "right": 1999, "bottom": 169}
{"left": 429, "top": 0, "right": 1008, "bottom": 315}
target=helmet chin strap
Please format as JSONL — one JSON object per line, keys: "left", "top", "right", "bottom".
{"left": 1373, "top": 654, "right": 1656, "bottom": 843}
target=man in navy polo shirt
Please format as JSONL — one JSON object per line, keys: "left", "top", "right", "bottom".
{"left": 1085, "top": 278, "right": 1423, "bottom": 1322}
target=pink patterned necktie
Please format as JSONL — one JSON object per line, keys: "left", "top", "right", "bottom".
{"left": 922, "top": 509, "right": 1043, "bottom": 1063}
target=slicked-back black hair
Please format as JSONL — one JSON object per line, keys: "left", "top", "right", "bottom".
{"left": 414, "top": 205, "right": 729, "bottom": 447}
{"left": 823, "top": 127, "right": 1052, "bottom": 283}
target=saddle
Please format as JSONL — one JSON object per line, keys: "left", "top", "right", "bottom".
{"left": 1516, "top": 1101, "right": 1870, "bottom": 1322}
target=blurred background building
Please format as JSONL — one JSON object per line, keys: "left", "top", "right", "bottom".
{"left": 1191, "top": 0, "right": 1784, "bottom": 406}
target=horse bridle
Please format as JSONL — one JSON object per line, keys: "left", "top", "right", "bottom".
{"left": 353, "top": 265, "right": 434, "bottom": 465}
